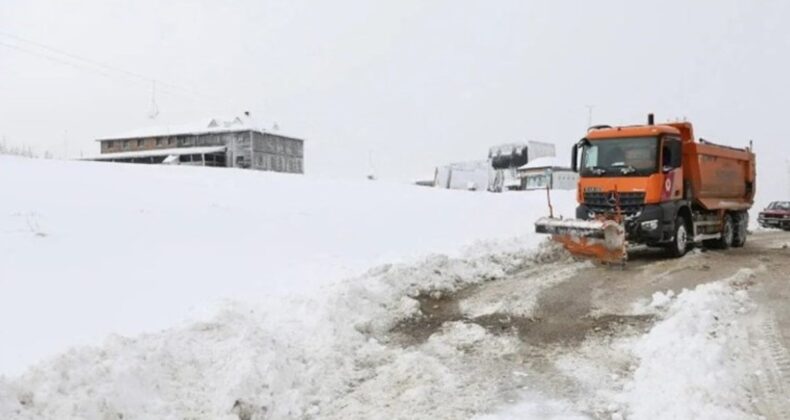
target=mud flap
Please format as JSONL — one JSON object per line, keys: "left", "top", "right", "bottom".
{"left": 535, "top": 217, "right": 627, "bottom": 264}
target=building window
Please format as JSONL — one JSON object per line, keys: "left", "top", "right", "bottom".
{"left": 136, "top": 139, "right": 144, "bottom": 148}
{"left": 123, "top": 140, "right": 130, "bottom": 150}
{"left": 168, "top": 137, "right": 175, "bottom": 146}
{"left": 155, "top": 138, "right": 163, "bottom": 146}
{"left": 105, "top": 141, "right": 114, "bottom": 149}
{"left": 525, "top": 174, "right": 549, "bottom": 189}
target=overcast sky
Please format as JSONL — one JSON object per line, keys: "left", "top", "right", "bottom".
{"left": 1, "top": 0, "right": 788, "bottom": 192}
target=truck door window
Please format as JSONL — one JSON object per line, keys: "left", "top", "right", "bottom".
{"left": 583, "top": 145, "right": 599, "bottom": 168}
{"left": 662, "top": 138, "right": 682, "bottom": 171}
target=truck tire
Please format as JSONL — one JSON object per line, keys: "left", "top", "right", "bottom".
{"left": 706, "top": 213, "right": 734, "bottom": 249}
{"left": 732, "top": 211, "right": 748, "bottom": 248}
{"left": 666, "top": 216, "right": 689, "bottom": 258}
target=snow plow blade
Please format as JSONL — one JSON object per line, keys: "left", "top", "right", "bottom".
{"left": 535, "top": 217, "right": 627, "bottom": 264}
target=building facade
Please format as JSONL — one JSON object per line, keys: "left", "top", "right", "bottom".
{"left": 517, "top": 156, "right": 578, "bottom": 190}
{"left": 91, "top": 116, "right": 304, "bottom": 174}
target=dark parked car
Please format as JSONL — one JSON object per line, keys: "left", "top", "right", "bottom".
{"left": 758, "top": 201, "right": 790, "bottom": 230}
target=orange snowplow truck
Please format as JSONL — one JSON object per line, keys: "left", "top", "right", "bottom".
{"left": 536, "top": 114, "right": 756, "bottom": 263}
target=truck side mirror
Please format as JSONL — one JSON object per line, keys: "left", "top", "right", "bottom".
{"left": 571, "top": 145, "right": 578, "bottom": 172}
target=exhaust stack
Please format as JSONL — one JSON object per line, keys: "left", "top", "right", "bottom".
{"left": 647, "top": 113, "right": 655, "bottom": 125}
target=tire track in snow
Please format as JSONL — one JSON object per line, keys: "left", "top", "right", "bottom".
{"left": 753, "top": 314, "right": 790, "bottom": 419}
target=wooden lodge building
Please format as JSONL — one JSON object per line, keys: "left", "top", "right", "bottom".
{"left": 89, "top": 114, "right": 304, "bottom": 174}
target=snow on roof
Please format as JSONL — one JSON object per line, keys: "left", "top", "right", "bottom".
{"left": 97, "top": 115, "right": 299, "bottom": 141}
{"left": 440, "top": 160, "right": 491, "bottom": 171}
{"left": 85, "top": 146, "right": 226, "bottom": 160}
{"left": 518, "top": 156, "right": 569, "bottom": 171}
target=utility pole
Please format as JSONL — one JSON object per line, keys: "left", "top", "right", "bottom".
{"left": 148, "top": 80, "right": 160, "bottom": 119}
{"left": 63, "top": 130, "right": 69, "bottom": 159}
{"left": 366, "top": 150, "right": 376, "bottom": 180}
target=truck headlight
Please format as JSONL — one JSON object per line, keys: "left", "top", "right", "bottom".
{"left": 641, "top": 219, "right": 659, "bottom": 231}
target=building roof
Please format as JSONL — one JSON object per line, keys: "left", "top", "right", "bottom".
{"left": 85, "top": 146, "right": 227, "bottom": 161}
{"left": 96, "top": 114, "right": 299, "bottom": 141}
{"left": 518, "top": 156, "right": 570, "bottom": 171}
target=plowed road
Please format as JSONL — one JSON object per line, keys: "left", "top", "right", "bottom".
{"left": 390, "top": 231, "right": 790, "bottom": 418}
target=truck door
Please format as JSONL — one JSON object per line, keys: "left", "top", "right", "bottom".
{"left": 660, "top": 137, "right": 683, "bottom": 201}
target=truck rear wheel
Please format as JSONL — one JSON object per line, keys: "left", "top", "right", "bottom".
{"left": 705, "top": 214, "right": 734, "bottom": 249}
{"left": 732, "top": 211, "right": 747, "bottom": 248}
{"left": 666, "top": 216, "right": 689, "bottom": 258}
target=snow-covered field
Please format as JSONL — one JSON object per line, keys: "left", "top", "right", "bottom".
{"left": 1, "top": 156, "right": 783, "bottom": 419}
{"left": 0, "top": 156, "right": 575, "bottom": 376}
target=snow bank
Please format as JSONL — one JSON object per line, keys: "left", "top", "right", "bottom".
{"left": 0, "top": 156, "right": 576, "bottom": 375}
{"left": 622, "top": 269, "right": 761, "bottom": 420}
{"left": 0, "top": 239, "right": 571, "bottom": 419}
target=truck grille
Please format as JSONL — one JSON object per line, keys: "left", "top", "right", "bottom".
{"left": 583, "top": 191, "right": 645, "bottom": 215}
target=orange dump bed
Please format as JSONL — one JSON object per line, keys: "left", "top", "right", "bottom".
{"left": 668, "top": 122, "right": 756, "bottom": 211}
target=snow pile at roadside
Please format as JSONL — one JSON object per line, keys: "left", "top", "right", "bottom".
{"left": 0, "top": 238, "right": 572, "bottom": 419}
{"left": 0, "top": 156, "right": 576, "bottom": 375}
{"left": 622, "top": 268, "right": 760, "bottom": 420}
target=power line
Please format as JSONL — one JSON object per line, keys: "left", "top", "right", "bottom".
{"left": 0, "top": 39, "right": 203, "bottom": 101}
{"left": 0, "top": 40, "right": 118, "bottom": 80}
{"left": 0, "top": 30, "right": 223, "bottom": 103}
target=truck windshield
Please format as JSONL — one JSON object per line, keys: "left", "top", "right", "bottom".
{"left": 580, "top": 137, "right": 658, "bottom": 177}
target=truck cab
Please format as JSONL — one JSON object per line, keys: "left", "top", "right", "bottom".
{"left": 572, "top": 124, "right": 685, "bottom": 246}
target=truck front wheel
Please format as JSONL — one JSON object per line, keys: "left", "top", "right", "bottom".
{"left": 666, "top": 216, "right": 689, "bottom": 258}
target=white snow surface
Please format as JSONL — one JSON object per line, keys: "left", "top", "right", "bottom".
{"left": 518, "top": 156, "right": 568, "bottom": 171}
{"left": 489, "top": 269, "right": 764, "bottom": 420}
{"left": 2, "top": 155, "right": 770, "bottom": 419}
{"left": 0, "top": 155, "right": 575, "bottom": 377}
{"left": 0, "top": 232, "right": 570, "bottom": 419}
{"left": 621, "top": 269, "right": 761, "bottom": 420}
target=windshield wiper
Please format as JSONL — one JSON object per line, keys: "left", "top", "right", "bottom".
{"left": 589, "top": 166, "right": 607, "bottom": 176}
{"left": 617, "top": 165, "right": 637, "bottom": 175}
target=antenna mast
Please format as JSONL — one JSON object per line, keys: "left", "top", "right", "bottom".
{"left": 148, "top": 80, "right": 160, "bottom": 119}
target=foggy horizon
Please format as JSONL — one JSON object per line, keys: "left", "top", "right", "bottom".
{"left": 2, "top": 0, "right": 788, "bottom": 189}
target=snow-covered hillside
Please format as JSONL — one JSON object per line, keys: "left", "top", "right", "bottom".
{"left": 0, "top": 156, "right": 575, "bottom": 376}
{"left": 4, "top": 156, "right": 785, "bottom": 420}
